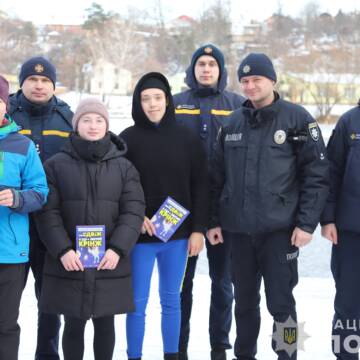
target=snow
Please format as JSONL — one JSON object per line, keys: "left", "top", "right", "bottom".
{"left": 17, "top": 93, "right": 339, "bottom": 359}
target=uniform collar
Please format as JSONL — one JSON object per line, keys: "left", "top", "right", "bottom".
{"left": 19, "top": 92, "right": 55, "bottom": 116}
{"left": 242, "top": 92, "right": 281, "bottom": 128}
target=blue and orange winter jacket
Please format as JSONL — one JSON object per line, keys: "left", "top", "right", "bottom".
{"left": 0, "top": 115, "right": 48, "bottom": 263}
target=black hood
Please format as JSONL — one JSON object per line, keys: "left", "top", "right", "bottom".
{"left": 132, "top": 72, "right": 175, "bottom": 129}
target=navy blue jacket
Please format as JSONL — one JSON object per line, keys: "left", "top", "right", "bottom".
{"left": 173, "top": 65, "right": 244, "bottom": 164}
{"left": 321, "top": 102, "right": 360, "bottom": 233}
{"left": 211, "top": 95, "right": 329, "bottom": 234}
{"left": 9, "top": 90, "right": 73, "bottom": 162}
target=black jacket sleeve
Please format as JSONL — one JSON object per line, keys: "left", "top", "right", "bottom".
{"left": 296, "top": 116, "right": 330, "bottom": 233}
{"left": 189, "top": 134, "right": 209, "bottom": 234}
{"left": 35, "top": 160, "right": 74, "bottom": 259}
{"left": 321, "top": 118, "right": 348, "bottom": 224}
{"left": 209, "top": 126, "right": 226, "bottom": 228}
{"left": 108, "top": 161, "right": 145, "bottom": 257}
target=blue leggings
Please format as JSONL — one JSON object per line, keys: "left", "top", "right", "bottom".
{"left": 126, "top": 239, "right": 188, "bottom": 359}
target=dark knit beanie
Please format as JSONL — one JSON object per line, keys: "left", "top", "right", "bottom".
{"left": 140, "top": 77, "right": 168, "bottom": 94}
{"left": 238, "top": 53, "right": 277, "bottom": 82}
{"left": 0, "top": 75, "right": 9, "bottom": 106}
{"left": 19, "top": 56, "right": 57, "bottom": 88}
{"left": 191, "top": 44, "right": 225, "bottom": 75}
{"left": 72, "top": 98, "right": 109, "bottom": 131}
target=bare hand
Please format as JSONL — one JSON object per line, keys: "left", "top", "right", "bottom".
{"left": 61, "top": 250, "right": 84, "bottom": 271}
{"left": 0, "top": 189, "right": 14, "bottom": 207}
{"left": 142, "top": 216, "right": 156, "bottom": 236}
{"left": 188, "top": 232, "right": 204, "bottom": 257}
{"left": 97, "top": 249, "right": 120, "bottom": 270}
{"left": 206, "top": 227, "right": 224, "bottom": 245}
{"left": 291, "top": 227, "right": 312, "bottom": 247}
{"left": 321, "top": 223, "right": 338, "bottom": 245}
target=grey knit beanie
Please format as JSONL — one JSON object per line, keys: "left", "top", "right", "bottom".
{"left": 72, "top": 98, "right": 109, "bottom": 131}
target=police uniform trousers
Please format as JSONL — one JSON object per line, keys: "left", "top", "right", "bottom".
{"left": 226, "top": 230, "right": 298, "bottom": 360}
{"left": 179, "top": 236, "right": 233, "bottom": 353}
{"left": 332, "top": 230, "right": 360, "bottom": 360}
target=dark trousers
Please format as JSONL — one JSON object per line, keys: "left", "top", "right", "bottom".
{"left": 62, "top": 315, "right": 115, "bottom": 360}
{"left": 228, "top": 231, "right": 298, "bottom": 360}
{"left": 179, "top": 236, "right": 233, "bottom": 352}
{"left": 0, "top": 263, "right": 26, "bottom": 360}
{"left": 25, "top": 219, "right": 61, "bottom": 360}
{"left": 332, "top": 231, "right": 360, "bottom": 360}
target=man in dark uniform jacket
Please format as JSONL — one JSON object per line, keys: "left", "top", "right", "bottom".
{"left": 173, "top": 44, "right": 244, "bottom": 360}
{"left": 208, "top": 53, "right": 329, "bottom": 360}
{"left": 9, "top": 56, "right": 73, "bottom": 360}
{"left": 322, "top": 102, "right": 360, "bottom": 359}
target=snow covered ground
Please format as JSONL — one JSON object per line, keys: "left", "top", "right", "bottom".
{"left": 19, "top": 229, "right": 336, "bottom": 360}
{"left": 16, "top": 93, "right": 338, "bottom": 359}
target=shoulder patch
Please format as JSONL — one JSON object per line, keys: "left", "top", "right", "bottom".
{"left": 308, "top": 122, "right": 319, "bottom": 142}
{"left": 350, "top": 133, "right": 360, "bottom": 141}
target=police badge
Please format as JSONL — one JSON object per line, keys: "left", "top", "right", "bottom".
{"left": 243, "top": 65, "right": 251, "bottom": 74}
{"left": 274, "top": 130, "right": 286, "bottom": 144}
{"left": 308, "top": 122, "right": 319, "bottom": 142}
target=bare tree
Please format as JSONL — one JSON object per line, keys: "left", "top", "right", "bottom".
{"left": 0, "top": 14, "right": 39, "bottom": 73}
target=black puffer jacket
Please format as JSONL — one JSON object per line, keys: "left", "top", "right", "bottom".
{"left": 120, "top": 72, "right": 209, "bottom": 243}
{"left": 36, "top": 132, "right": 145, "bottom": 319}
{"left": 211, "top": 94, "right": 329, "bottom": 234}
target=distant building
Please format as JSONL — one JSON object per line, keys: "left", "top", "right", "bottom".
{"left": 88, "top": 59, "right": 132, "bottom": 96}
{"left": 166, "top": 15, "right": 196, "bottom": 33}
{"left": 277, "top": 72, "right": 360, "bottom": 121}
{"left": 278, "top": 72, "right": 360, "bottom": 105}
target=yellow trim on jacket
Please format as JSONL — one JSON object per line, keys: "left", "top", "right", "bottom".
{"left": 42, "top": 130, "right": 70, "bottom": 137}
{"left": 210, "top": 109, "right": 233, "bottom": 116}
{"left": 175, "top": 109, "right": 201, "bottom": 115}
{"left": 175, "top": 109, "right": 233, "bottom": 116}
{"left": 19, "top": 129, "right": 32, "bottom": 135}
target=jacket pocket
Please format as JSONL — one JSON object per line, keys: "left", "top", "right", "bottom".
{"left": 261, "top": 190, "right": 298, "bottom": 230}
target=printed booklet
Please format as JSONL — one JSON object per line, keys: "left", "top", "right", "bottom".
{"left": 76, "top": 225, "right": 105, "bottom": 268}
{"left": 151, "top": 197, "right": 190, "bottom": 242}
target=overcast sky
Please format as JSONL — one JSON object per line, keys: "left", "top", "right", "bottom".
{"left": 1, "top": 0, "right": 359, "bottom": 25}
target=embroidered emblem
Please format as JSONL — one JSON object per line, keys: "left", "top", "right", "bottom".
{"left": 308, "top": 122, "right": 319, "bottom": 142}
{"left": 225, "top": 133, "right": 242, "bottom": 142}
{"left": 243, "top": 65, "right": 251, "bottom": 73}
{"left": 274, "top": 130, "right": 286, "bottom": 144}
{"left": 34, "top": 64, "right": 44, "bottom": 73}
